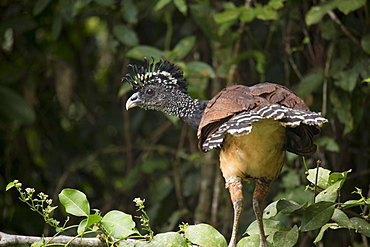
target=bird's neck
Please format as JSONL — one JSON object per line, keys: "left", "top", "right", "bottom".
{"left": 162, "top": 94, "right": 209, "bottom": 131}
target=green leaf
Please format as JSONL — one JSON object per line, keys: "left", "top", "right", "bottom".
{"left": 239, "top": 6, "right": 256, "bottom": 22}
{"left": 185, "top": 61, "right": 213, "bottom": 99}
{"left": 273, "top": 225, "right": 299, "bottom": 247}
{"left": 306, "top": 167, "right": 331, "bottom": 189}
{"left": 33, "top": 0, "right": 51, "bottom": 15}
{"left": 186, "top": 61, "right": 215, "bottom": 78}
{"left": 294, "top": 69, "right": 324, "bottom": 98}
{"left": 171, "top": 36, "right": 196, "bottom": 61}
{"left": 305, "top": 0, "right": 338, "bottom": 26}
{"left": 154, "top": 0, "right": 172, "bottom": 11}
{"left": 313, "top": 223, "right": 336, "bottom": 244}
{"left": 149, "top": 232, "right": 187, "bottom": 246}
{"left": 321, "top": 20, "right": 340, "bottom": 40}
{"left": 268, "top": 0, "right": 285, "bottom": 10}
{"left": 315, "top": 136, "right": 340, "bottom": 152}
{"left": 329, "top": 89, "right": 353, "bottom": 134}
{"left": 263, "top": 201, "right": 278, "bottom": 219}
{"left": 78, "top": 219, "right": 88, "bottom": 235}
{"left": 0, "top": 86, "right": 35, "bottom": 124}
{"left": 246, "top": 219, "right": 288, "bottom": 236}
{"left": 263, "top": 199, "right": 303, "bottom": 219}
{"left": 361, "top": 34, "right": 370, "bottom": 54}
{"left": 77, "top": 214, "right": 102, "bottom": 234}
{"left": 307, "top": 0, "right": 366, "bottom": 25}
{"left": 237, "top": 234, "right": 260, "bottom": 247}
{"left": 334, "top": 68, "right": 359, "bottom": 92}
{"left": 330, "top": 40, "right": 351, "bottom": 75}
{"left": 328, "top": 169, "right": 351, "bottom": 186}
{"left": 337, "top": 0, "right": 366, "bottom": 15}
{"left": 214, "top": 7, "right": 240, "bottom": 24}
{"left": 184, "top": 224, "right": 227, "bottom": 247}
{"left": 255, "top": 5, "right": 278, "bottom": 20}
{"left": 276, "top": 199, "right": 305, "bottom": 214}
{"left": 342, "top": 199, "right": 367, "bottom": 209}
{"left": 113, "top": 24, "right": 139, "bottom": 47}
{"left": 301, "top": 201, "right": 335, "bottom": 232}
{"left": 126, "top": 46, "right": 163, "bottom": 61}
{"left": 350, "top": 217, "right": 370, "bottom": 237}
{"left": 121, "top": 0, "right": 138, "bottom": 24}
{"left": 59, "top": 189, "right": 90, "bottom": 217}
{"left": 354, "top": 59, "right": 370, "bottom": 81}
{"left": 174, "top": 0, "right": 187, "bottom": 15}
{"left": 101, "top": 210, "right": 137, "bottom": 238}
{"left": 315, "top": 181, "right": 341, "bottom": 202}
{"left": 6, "top": 182, "right": 15, "bottom": 191}
{"left": 331, "top": 209, "right": 353, "bottom": 229}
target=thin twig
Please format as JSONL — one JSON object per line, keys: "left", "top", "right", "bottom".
{"left": 173, "top": 124, "right": 188, "bottom": 211}
{"left": 282, "top": 21, "right": 292, "bottom": 85}
{"left": 287, "top": 54, "right": 303, "bottom": 80}
{"left": 284, "top": 26, "right": 303, "bottom": 80}
{"left": 164, "top": 10, "right": 173, "bottom": 51}
{"left": 322, "top": 42, "right": 334, "bottom": 116}
{"left": 211, "top": 169, "right": 222, "bottom": 226}
{"left": 313, "top": 160, "right": 321, "bottom": 203}
{"left": 327, "top": 10, "right": 362, "bottom": 48}
{"left": 361, "top": 185, "right": 370, "bottom": 247}
{"left": 226, "top": 0, "right": 252, "bottom": 85}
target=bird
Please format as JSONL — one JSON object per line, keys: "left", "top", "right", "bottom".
{"left": 124, "top": 58, "right": 327, "bottom": 247}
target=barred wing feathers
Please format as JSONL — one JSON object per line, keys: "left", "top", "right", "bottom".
{"left": 197, "top": 83, "right": 327, "bottom": 155}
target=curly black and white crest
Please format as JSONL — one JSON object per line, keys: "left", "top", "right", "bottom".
{"left": 123, "top": 58, "right": 188, "bottom": 94}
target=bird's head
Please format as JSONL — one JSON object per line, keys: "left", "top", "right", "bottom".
{"left": 123, "top": 58, "right": 189, "bottom": 112}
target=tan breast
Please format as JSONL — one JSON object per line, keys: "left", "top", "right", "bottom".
{"left": 219, "top": 119, "right": 286, "bottom": 182}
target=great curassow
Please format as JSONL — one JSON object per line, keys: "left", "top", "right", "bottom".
{"left": 124, "top": 59, "right": 327, "bottom": 247}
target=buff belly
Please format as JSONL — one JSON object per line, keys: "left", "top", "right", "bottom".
{"left": 219, "top": 119, "right": 286, "bottom": 183}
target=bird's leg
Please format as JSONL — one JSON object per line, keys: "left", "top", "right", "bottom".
{"left": 225, "top": 176, "right": 243, "bottom": 247}
{"left": 253, "top": 180, "right": 271, "bottom": 247}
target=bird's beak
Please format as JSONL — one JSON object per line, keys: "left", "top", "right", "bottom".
{"left": 126, "top": 92, "right": 142, "bottom": 110}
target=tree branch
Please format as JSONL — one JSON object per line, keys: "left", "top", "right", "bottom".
{"left": 226, "top": 0, "right": 252, "bottom": 85}
{"left": 0, "top": 231, "right": 137, "bottom": 247}
{"left": 327, "top": 10, "right": 362, "bottom": 48}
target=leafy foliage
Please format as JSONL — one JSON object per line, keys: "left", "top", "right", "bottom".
{"left": 1, "top": 0, "right": 369, "bottom": 246}
{"left": 5, "top": 167, "right": 370, "bottom": 246}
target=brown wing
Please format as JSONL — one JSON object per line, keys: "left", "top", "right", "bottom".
{"left": 249, "top": 83, "right": 322, "bottom": 155}
{"left": 248, "top": 82, "right": 309, "bottom": 111}
{"left": 198, "top": 83, "right": 323, "bottom": 155}
{"left": 197, "top": 85, "right": 263, "bottom": 148}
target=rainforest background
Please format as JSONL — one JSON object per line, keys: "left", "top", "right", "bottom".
{"left": 1, "top": 0, "right": 369, "bottom": 246}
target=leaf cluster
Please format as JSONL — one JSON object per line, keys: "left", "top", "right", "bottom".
{"left": 6, "top": 167, "right": 369, "bottom": 247}
{"left": 1, "top": 0, "right": 369, "bottom": 246}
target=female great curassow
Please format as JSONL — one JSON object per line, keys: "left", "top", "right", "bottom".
{"left": 124, "top": 59, "right": 327, "bottom": 247}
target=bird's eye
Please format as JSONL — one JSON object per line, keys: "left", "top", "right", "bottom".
{"left": 146, "top": 89, "right": 154, "bottom": 95}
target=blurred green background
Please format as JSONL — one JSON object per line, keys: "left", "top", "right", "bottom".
{"left": 1, "top": 0, "right": 369, "bottom": 246}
